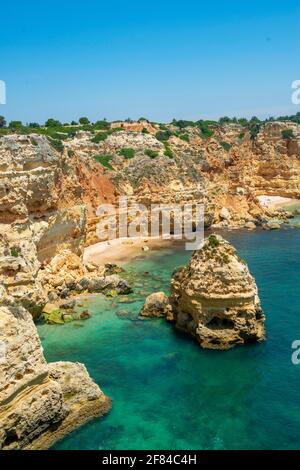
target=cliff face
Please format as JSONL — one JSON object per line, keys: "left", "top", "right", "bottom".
{"left": 169, "top": 234, "right": 265, "bottom": 349}
{"left": 0, "top": 135, "right": 117, "bottom": 449}
{"left": 2, "top": 121, "right": 299, "bottom": 237}
{"left": 0, "top": 134, "right": 116, "bottom": 223}
{"left": 0, "top": 288, "right": 110, "bottom": 450}
{"left": 63, "top": 120, "right": 300, "bottom": 230}
{"left": 0, "top": 134, "right": 119, "bottom": 312}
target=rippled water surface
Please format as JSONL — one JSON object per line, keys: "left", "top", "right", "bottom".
{"left": 38, "top": 228, "right": 300, "bottom": 449}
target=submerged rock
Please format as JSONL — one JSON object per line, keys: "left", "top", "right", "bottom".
{"left": 169, "top": 234, "right": 265, "bottom": 350}
{"left": 80, "top": 310, "right": 91, "bottom": 320}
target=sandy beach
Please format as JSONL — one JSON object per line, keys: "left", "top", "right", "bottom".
{"left": 257, "top": 195, "right": 300, "bottom": 209}
{"left": 84, "top": 195, "right": 300, "bottom": 266}
{"left": 83, "top": 236, "right": 180, "bottom": 265}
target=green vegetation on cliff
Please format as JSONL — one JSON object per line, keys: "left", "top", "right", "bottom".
{"left": 145, "top": 149, "right": 159, "bottom": 158}
{"left": 94, "top": 154, "right": 114, "bottom": 170}
{"left": 118, "top": 148, "right": 135, "bottom": 159}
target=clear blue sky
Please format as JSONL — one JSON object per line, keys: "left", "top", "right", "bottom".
{"left": 1, "top": 0, "right": 300, "bottom": 123}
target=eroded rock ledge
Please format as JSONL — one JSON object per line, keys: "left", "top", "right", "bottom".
{"left": 0, "top": 287, "right": 111, "bottom": 450}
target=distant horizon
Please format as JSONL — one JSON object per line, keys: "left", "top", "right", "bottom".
{"left": 1, "top": 0, "right": 300, "bottom": 123}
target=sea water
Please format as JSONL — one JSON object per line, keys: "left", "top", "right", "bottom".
{"left": 38, "top": 227, "right": 300, "bottom": 450}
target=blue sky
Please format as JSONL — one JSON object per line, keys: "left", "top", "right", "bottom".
{"left": 1, "top": 0, "right": 300, "bottom": 123}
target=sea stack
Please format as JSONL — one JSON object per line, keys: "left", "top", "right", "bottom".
{"left": 169, "top": 234, "right": 265, "bottom": 349}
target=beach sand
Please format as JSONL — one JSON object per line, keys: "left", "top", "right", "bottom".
{"left": 257, "top": 195, "right": 300, "bottom": 209}
{"left": 83, "top": 237, "right": 179, "bottom": 266}
{"left": 84, "top": 196, "right": 300, "bottom": 267}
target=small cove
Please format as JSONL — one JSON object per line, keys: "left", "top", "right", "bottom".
{"left": 38, "top": 227, "right": 300, "bottom": 450}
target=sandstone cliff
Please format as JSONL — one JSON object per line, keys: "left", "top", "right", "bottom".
{"left": 0, "top": 135, "right": 118, "bottom": 449}
{"left": 63, "top": 120, "right": 300, "bottom": 231}
{"left": 0, "top": 287, "right": 110, "bottom": 450}
{"left": 169, "top": 234, "right": 265, "bottom": 349}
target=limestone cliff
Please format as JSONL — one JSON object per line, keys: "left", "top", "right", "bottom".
{"left": 169, "top": 234, "right": 265, "bottom": 349}
{"left": 0, "top": 134, "right": 122, "bottom": 314}
{"left": 0, "top": 135, "right": 117, "bottom": 449}
{"left": 64, "top": 120, "right": 300, "bottom": 230}
{"left": 0, "top": 288, "right": 110, "bottom": 450}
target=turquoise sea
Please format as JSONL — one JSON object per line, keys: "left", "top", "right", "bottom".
{"left": 38, "top": 226, "right": 300, "bottom": 450}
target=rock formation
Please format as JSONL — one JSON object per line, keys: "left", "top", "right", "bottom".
{"left": 169, "top": 234, "right": 265, "bottom": 349}
{"left": 0, "top": 135, "right": 118, "bottom": 449}
{"left": 0, "top": 288, "right": 111, "bottom": 450}
{"left": 140, "top": 292, "right": 173, "bottom": 319}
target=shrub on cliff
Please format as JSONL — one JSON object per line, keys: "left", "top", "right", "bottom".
{"left": 94, "top": 154, "right": 114, "bottom": 170}
{"left": 164, "top": 144, "right": 174, "bottom": 158}
{"left": 91, "top": 132, "right": 109, "bottom": 143}
{"left": 118, "top": 148, "right": 135, "bottom": 159}
{"left": 94, "top": 119, "right": 110, "bottom": 130}
{"left": 282, "top": 129, "right": 295, "bottom": 140}
{"left": 219, "top": 116, "right": 232, "bottom": 125}
{"left": 208, "top": 234, "right": 220, "bottom": 248}
{"left": 220, "top": 141, "right": 231, "bottom": 151}
{"left": 172, "top": 119, "right": 195, "bottom": 129}
{"left": 197, "top": 121, "right": 214, "bottom": 139}
{"left": 47, "top": 137, "right": 64, "bottom": 153}
{"left": 145, "top": 149, "right": 159, "bottom": 158}
{"left": 155, "top": 130, "right": 172, "bottom": 142}
{"left": 179, "top": 134, "right": 189, "bottom": 143}
{"left": 0, "top": 116, "right": 6, "bottom": 127}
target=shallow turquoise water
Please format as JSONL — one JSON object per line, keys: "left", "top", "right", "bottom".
{"left": 38, "top": 228, "right": 300, "bottom": 450}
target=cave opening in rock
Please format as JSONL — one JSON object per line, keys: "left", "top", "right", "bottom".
{"left": 3, "top": 430, "right": 18, "bottom": 448}
{"left": 206, "top": 316, "right": 235, "bottom": 330}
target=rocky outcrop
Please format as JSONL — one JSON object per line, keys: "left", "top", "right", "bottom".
{"left": 39, "top": 250, "right": 132, "bottom": 301}
{"left": 0, "top": 289, "right": 110, "bottom": 450}
{"left": 169, "top": 234, "right": 265, "bottom": 349}
{"left": 140, "top": 292, "right": 173, "bottom": 319}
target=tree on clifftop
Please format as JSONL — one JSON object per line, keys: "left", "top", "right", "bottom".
{"left": 0, "top": 116, "right": 6, "bottom": 127}
{"left": 45, "top": 118, "right": 62, "bottom": 127}
{"left": 9, "top": 120, "right": 23, "bottom": 129}
{"left": 79, "top": 116, "right": 90, "bottom": 125}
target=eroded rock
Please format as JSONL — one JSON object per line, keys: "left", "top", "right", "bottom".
{"left": 169, "top": 234, "right": 265, "bottom": 349}
{"left": 0, "top": 290, "right": 110, "bottom": 450}
{"left": 140, "top": 292, "right": 173, "bottom": 319}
